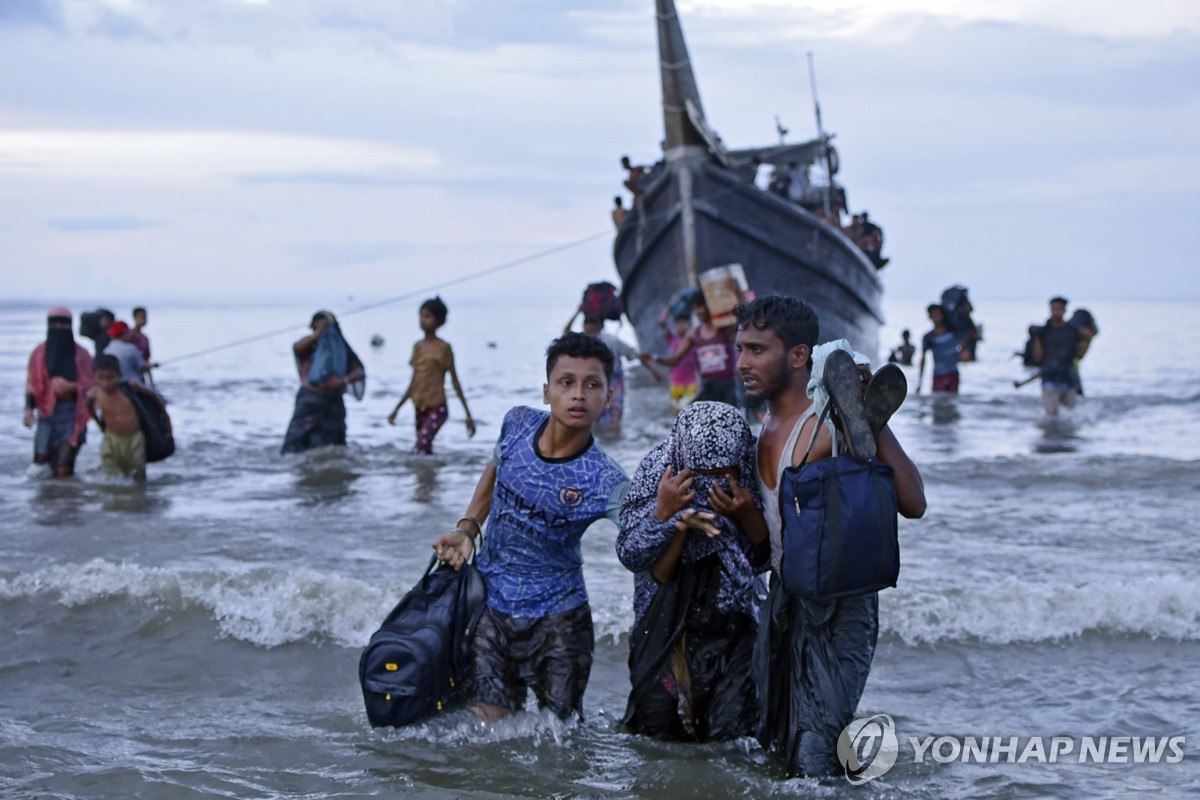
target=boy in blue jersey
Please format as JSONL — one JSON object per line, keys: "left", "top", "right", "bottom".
{"left": 433, "top": 332, "right": 630, "bottom": 721}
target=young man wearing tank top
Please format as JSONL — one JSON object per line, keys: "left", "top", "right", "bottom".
{"left": 734, "top": 295, "right": 927, "bottom": 778}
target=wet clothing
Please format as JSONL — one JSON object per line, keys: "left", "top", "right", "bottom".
{"left": 408, "top": 339, "right": 453, "bottom": 411}
{"left": 282, "top": 388, "right": 348, "bottom": 452}
{"left": 100, "top": 430, "right": 146, "bottom": 478}
{"left": 1042, "top": 384, "right": 1078, "bottom": 416}
{"left": 470, "top": 602, "right": 594, "bottom": 719}
{"left": 692, "top": 326, "right": 737, "bottom": 405}
{"left": 756, "top": 580, "right": 879, "bottom": 777}
{"left": 932, "top": 372, "right": 960, "bottom": 393}
{"left": 27, "top": 339, "right": 93, "bottom": 462}
{"left": 412, "top": 403, "right": 448, "bottom": 455}
{"left": 622, "top": 556, "right": 757, "bottom": 741}
{"left": 33, "top": 401, "right": 87, "bottom": 470}
{"left": 469, "top": 407, "right": 626, "bottom": 717}
{"left": 669, "top": 382, "right": 697, "bottom": 404}
{"left": 103, "top": 339, "right": 147, "bottom": 384}
{"left": 617, "top": 402, "right": 767, "bottom": 742}
{"left": 757, "top": 407, "right": 817, "bottom": 575}
{"left": 922, "top": 329, "right": 960, "bottom": 381}
{"left": 1037, "top": 322, "right": 1081, "bottom": 388}
{"left": 753, "top": 400, "right": 879, "bottom": 778}
{"left": 617, "top": 402, "right": 766, "bottom": 624}
{"left": 281, "top": 314, "right": 365, "bottom": 454}
{"left": 476, "top": 407, "right": 629, "bottom": 619}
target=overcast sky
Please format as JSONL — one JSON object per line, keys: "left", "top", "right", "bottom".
{"left": 2, "top": 0, "right": 1197, "bottom": 309}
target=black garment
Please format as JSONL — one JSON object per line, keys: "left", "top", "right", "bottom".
{"left": 470, "top": 602, "right": 594, "bottom": 720}
{"left": 695, "top": 377, "right": 739, "bottom": 406}
{"left": 755, "top": 577, "right": 878, "bottom": 777}
{"left": 624, "top": 556, "right": 757, "bottom": 742}
{"left": 281, "top": 388, "right": 347, "bottom": 453}
{"left": 45, "top": 327, "right": 77, "bottom": 381}
{"left": 1037, "top": 322, "right": 1081, "bottom": 386}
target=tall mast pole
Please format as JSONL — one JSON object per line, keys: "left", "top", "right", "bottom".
{"left": 807, "top": 52, "right": 833, "bottom": 220}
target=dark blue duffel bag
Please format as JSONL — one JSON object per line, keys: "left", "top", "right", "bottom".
{"left": 359, "top": 555, "right": 486, "bottom": 727}
{"left": 779, "top": 450, "right": 899, "bottom": 602}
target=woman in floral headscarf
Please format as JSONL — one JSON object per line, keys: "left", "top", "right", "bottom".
{"left": 617, "top": 401, "right": 769, "bottom": 742}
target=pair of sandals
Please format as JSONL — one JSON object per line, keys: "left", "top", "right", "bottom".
{"left": 823, "top": 349, "right": 908, "bottom": 462}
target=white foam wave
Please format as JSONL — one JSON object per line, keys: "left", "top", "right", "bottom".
{"left": 6, "top": 560, "right": 1197, "bottom": 649}
{"left": 883, "top": 573, "right": 1200, "bottom": 645}
{"left": 0, "top": 559, "right": 393, "bottom": 649}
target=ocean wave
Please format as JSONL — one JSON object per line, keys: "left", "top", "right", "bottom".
{"left": 6, "top": 560, "right": 1197, "bottom": 650}
{"left": 0, "top": 559, "right": 392, "bottom": 649}
{"left": 883, "top": 573, "right": 1200, "bottom": 645}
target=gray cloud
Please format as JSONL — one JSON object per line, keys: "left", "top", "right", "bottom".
{"left": 0, "top": 0, "right": 63, "bottom": 29}
{"left": 48, "top": 215, "right": 164, "bottom": 232}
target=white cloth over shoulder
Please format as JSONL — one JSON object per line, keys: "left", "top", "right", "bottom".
{"left": 806, "top": 339, "right": 871, "bottom": 447}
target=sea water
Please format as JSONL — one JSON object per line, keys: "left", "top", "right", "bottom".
{"left": 1, "top": 296, "right": 1198, "bottom": 799}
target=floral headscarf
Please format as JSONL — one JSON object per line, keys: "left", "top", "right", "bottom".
{"left": 620, "top": 402, "right": 765, "bottom": 618}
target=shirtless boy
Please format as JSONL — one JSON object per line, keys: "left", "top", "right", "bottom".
{"left": 86, "top": 355, "right": 170, "bottom": 480}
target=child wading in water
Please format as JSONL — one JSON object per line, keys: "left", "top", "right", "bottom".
{"left": 86, "top": 354, "right": 171, "bottom": 480}
{"left": 387, "top": 297, "right": 475, "bottom": 454}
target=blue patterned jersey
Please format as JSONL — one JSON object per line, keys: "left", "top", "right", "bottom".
{"left": 476, "top": 406, "right": 629, "bottom": 618}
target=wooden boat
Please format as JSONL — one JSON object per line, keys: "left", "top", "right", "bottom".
{"left": 614, "top": 0, "right": 886, "bottom": 358}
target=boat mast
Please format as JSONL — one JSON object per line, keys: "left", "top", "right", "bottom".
{"left": 806, "top": 52, "right": 833, "bottom": 220}
{"left": 657, "top": 0, "right": 717, "bottom": 288}
{"left": 658, "top": 0, "right": 709, "bottom": 152}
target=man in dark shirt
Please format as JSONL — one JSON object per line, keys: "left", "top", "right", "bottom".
{"left": 1033, "top": 296, "right": 1085, "bottom": 417}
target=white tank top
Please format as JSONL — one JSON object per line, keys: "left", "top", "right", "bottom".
{"left": 757, "top": 406, "right": 817, "bottom": 574}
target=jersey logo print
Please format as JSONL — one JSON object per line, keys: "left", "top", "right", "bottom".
{"left": 558, "top": 486, "right": 585, "bottom": 508}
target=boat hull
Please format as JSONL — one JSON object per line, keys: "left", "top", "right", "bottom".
{"left": 615, "top": 156, "right": 885, "bottom": 361}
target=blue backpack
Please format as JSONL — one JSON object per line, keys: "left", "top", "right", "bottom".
{"left": 359, "top": 556, "right": 486, "bottom": 727}
{"left": 778, "top": 406, "right": 899, "bottom": 602}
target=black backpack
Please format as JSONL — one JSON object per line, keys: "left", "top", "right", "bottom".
{"left": 118, "top": 384, "right": 174, "bottom": 463}
{"left": 359, "top": 556, "right": 487, "bottom": 727}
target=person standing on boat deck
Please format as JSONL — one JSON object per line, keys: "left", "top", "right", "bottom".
{"left": 1033, "top": 296, "right": 1085, "bottom": 418}
{"left": 656, "top": 296, "right": 738, "bottom": 406}
{"left": 386, "top": 297, "right": 475, "bottom": 455}
{"left": 24, "top": 306, "right": 94, "bottom": 477}
{"left": 281, "top": 311, "right": 365, "bottom": 454}
{"left": 916, "top": 304, "right": 961, "bottom": 395}
{"left": 621, "top": 155, "right": 648, "bottom": 200}
{"left": 785, "top": 161, "right": 808, "bottom": 203}
{"left": 612, "top": 196, "right": 629, "bottom": 228}
{"left": 735, "top": 294, "right": 925, "bottom": 778}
